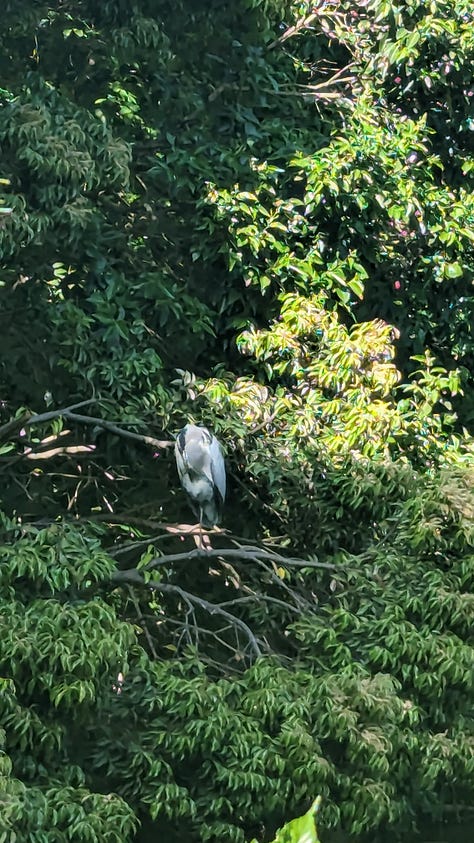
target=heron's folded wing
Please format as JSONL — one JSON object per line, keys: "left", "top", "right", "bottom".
{"left": 209, "top": 436, "right": 226, "bottom": 502}
{"left": 174, "top": 439, "right": 187, "bottom": 482}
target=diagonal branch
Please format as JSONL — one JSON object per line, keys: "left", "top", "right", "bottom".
{"left": 0, "top": 399, "right": 173, "bottom": 450}
{"left": 0, "top": 400, "right": 95, "bottom": 441}
{"left": 267, "top": 11, "right": 319, "bottom": 50}
{"left": 113, "top": 568, "right": 263, "bottom": 657}
{"left": 252, "top": 557, "right": 315, "bottom": 612}
{"left": 216, "top": 594, "right": 301, "bottom": 614}
{"left": 126, "top": 585, "right": 159, "bottom": 660}
{"left": 57, "top": 411, "right": 173, "bottom": 450}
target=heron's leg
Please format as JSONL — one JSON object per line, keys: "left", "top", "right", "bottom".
{"left": 194, "top": 509, "right": 212, "bottom": 551}
{"left": 199, "top": 508, "right": 203, "bottom": 549}
{"left": 171, "top": 520, "right": 210, "bottom": 549}
{"left": 187, "top": 524, "right": 212, "bottom": 551}
{"left": 200, "top": 531, "right": 212, "bottom": 551}
{"left": 189, "top": 522, "right": 203, "bottom": 550}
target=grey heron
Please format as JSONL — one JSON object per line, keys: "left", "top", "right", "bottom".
{"left": 175, "top": 424, "right": 226, "bottom": 528}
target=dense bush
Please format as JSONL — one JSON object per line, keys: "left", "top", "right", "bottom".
{"left": 0, "top": 2, "right": 473, "bottom": 841}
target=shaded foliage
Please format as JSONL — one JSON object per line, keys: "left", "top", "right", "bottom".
{"left": 0, "top": 1, "right": 474, "bottom": 842}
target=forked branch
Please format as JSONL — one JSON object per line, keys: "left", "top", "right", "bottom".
{"left": 113, "top": 568, "right": 263, "bottom": 657}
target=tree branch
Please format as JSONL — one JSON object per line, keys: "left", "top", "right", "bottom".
{"left": 252, "top": 557, "right": 315, "bottom": 612}
{"left": 113, "top": 568, "right": 263, "bottom": 657}
{"left": 143, "top": 545, "right": 338, "bottom": 571}
{"left": 0, "top": 399, "right": 173, "bottom": 450}
{"left": 216, "top": 594, "right": 301, "bottom": 614}
{"left": 126, "top": 585, "right": 159, "bottom": 659}
{"left": 0, "top": 400, "right": 94, "bottom": 441}
{"left": 57, "top": 411, "right": 173, "bottom": 450}
{"left": 231, "top": 472, "right": 285, "bottom": 523}
{"left": 267, "top": 11, "right": 318, "bottom": 50}
{"left": 0, "top": 412, "right": 30, "bottom": 440}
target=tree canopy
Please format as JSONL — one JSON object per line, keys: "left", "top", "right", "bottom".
{"left": 0, "top": 2, "right": 473, "bottom": 842}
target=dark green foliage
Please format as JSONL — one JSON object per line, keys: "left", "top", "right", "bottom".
{"left": 0, "top": 1, "right": 474, "bottom": 842}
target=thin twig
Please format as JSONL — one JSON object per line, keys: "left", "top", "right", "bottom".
{"left": 267, "top": 64, "right": 356, "bottom": 102}
{"left": 253, "top": 557, "right": 315, "bottom": 612}
{"left": 113, "top": 569, "right": 263, "bottom": 657}
{"left": 82, "top": 514, "right": 179, "bottom": 530}
{"left": 216, "top": 595, "right": 301, "bottom": 614}
{"left": 110, "top": 535, "right": 168, "bottom": 557}
{"left": 126, "top": 586, "right": 159, "bottom": 659}
{"left": 157, "top": 614, "right": 239, "bottom": 656}
{"left": 249, "top": 410, "right": 279, "bottom": 435}
{"left": 230, "top": 472, "right": 286, "bottom": 523}
{"left": 41, "top": 513, "right": 220, "bottom": 539}
{"left": 267, "top": 11, "right": 318, "bottom": 50}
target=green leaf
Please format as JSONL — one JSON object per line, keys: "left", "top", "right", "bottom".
{"left": 443, "top": 262, "right": 463, "bottom": 279}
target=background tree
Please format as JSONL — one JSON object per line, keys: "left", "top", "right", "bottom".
{"left": 0, "top": 2, "right": 473, "bottom": 841}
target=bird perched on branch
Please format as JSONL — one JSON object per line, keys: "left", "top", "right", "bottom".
{"left": 175, "top": 424, "right": 226, "bottom": 528}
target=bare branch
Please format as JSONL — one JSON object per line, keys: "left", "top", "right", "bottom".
{"left": 0, "top": 412, "right": 30, "bottom": 441}
{"left": 252, "top": 557, "right": 315, "bottom": 612}
{"left": 230, "top": 473, "right": 286, "bottom": 523}
{"left": 126, "top": 586, "right": 159, "bottom": 660}
{"left": 110, "top": 535, "right": 170, "bottom": 557}
{"left": 57, "top": 411, "right": 173, "bottom": 450}
{"left": 143, "top": 545, "right": 338, "bottom": 571}
{"left": 216, "top": 594, "right": 301, "bottom": 614}
{"left": 0, "top": 400, "right": 95, "bottom": 442}
{"left": 113, "top": 569, "right": 263, "bottom": 657}
{"left": 249, "top": 410, "right": 279, "bottom": 435}
{"left": 22, "top": 399, "right": 98, "bottom": 426}
{"left": 87, "top": 514, "right": 212, "bottom": 538}
{"left": 267, "top": 11, "right": 318, "bottom": 50}
{"left": 0, "top": 398, "right": 173, "bottom": 451}
{"left": 267, "top": 63, "right": 356, "bottom": 103}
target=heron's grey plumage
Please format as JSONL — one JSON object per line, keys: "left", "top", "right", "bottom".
{"left": 175, "top": 424, "right": 226, "bottom": 528}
